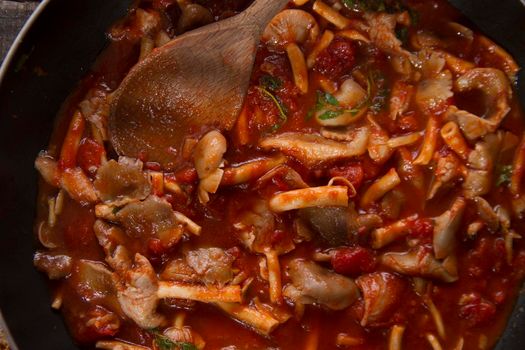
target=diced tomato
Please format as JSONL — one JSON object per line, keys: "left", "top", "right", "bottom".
{"left": 174, "top": 166, "right": 198, "bottom": 184}
{"left": 467, "top": 237, "right": 507, "bottom": 277}
{"left": 77, "top": 138, "right": 104, "bottom": 175}
{"left": 492, "top": 289, "right": 507, "bottom": 305}
{"left": 314, "top": 37, "right": 356, "bottom": 79}
{"left": 459, "top": 294, "right": 497, "bottom": 327}
{"left": 270, "top": 229, "right": 286, "bottom": 246}
{"left": 408, "top": 218, "right": 434, "bottom": 239}
{"left": 147, "top": 238, "right": 167, "bottom": 256}
{"left": 331, "top": 246, "right": 377, "bottom": 276}
{"left": 137, "top": 150, "right": 149, "bottom": 163}
{"left": 144, "top": 161, "right": 162, "bottom": 171}
{"left": 328, "top": 163, "right": 365, "bottom": 190}
{"left": 361, "top": 156, "right": 382, "bottom": 180}
{"left": 74, "top": 306, "right": 120, "bottom": 343}
{"left": 397, "top": 114, "right": 419, "bottom": 132}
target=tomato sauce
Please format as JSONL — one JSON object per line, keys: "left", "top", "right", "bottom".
{"left": 33, "top": 0, "right": 525, "bottom": 349}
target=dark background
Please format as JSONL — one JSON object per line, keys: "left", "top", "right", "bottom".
{"left": 0, "top": 1, "right": 39, "bottom": 62}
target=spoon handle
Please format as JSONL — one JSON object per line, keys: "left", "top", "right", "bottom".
{"left": 242, "top": 0, "right": 291, "bottom": 35}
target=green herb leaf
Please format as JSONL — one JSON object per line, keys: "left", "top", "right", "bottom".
{"left": 315, "top": 90, "right": 340, "bottom": 110}
{"left": 150, "top": 330, "right": 198, "bottom": 350}
{"left": 318, "top": 110, "right": 343, "bottom": 120}
{"left": 368, "top": 69, "right": 390, "bottom": 113}
{"left": 258, "top": 86, "right": 288, "bottom": 128}
{"left": 496, "top": 165, "right": 513, "bottom": 187}
{"left": 180, "top": 343, "right": 198, "bottom": 350}
{"left": 260, "top": 74, "right": 283, "bottom": 92}
{"left": 323, "top": 92, "right": 340, "bottom": 106}
{"left": 306, "top": 109, "right": 315, "bottom": 120}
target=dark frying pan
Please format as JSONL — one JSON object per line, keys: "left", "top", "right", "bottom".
{"left": 0, "top": 0, "right": 524, "bottom": 349}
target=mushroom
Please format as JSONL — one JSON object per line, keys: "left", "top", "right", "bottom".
{"left": 33, "top": 252, "right": 73, "bottom": 280}
{"left": 61, "top": 167, "right": 99, "bottom": 205}
{"left": 364, "top": 12, "right": 410, "bottom": 57}
{"left": 315, "top": 79, "right": 368, "bottom": 127}
{"left": 94, "top": 157, "right": 151, "bottom": 206}
{"left": 433, "top": 197, "right": 466, "bottom": 259}
{"left": 298, "top": 206, "right": 350, "bottom": 246}
{"left": 283, "top": 259, "right": 359, "bottom": 310}
{"left": 260, "top": 131, "right": 369, "bottom": 167}
{"left": 381, "top": 247, "right": 458, "bottom": 283}
{"left": 234, "top": 200, "right": 295, "bottom": 303}
{"left": 114, "top": 253, "right": 243, "bottom": 330}
{"left": 193, "top": 130, "right": 227, "bottom": 203}
{"left": 114, "top": 254, "right": 165, "bottom": 329}
{"left": 221, "top": 155, "right": 286, "bottom": 186}
{"left": 447, "top": 68, "right": 511, "bottom": 140}
{"left": 177, "top": 3, "right": 213, "bottom": 34}
{"left": 115, "top": 195, "right": 183, "bottom": 247}
{"left": 262, "top": 9, "right": 319, "bottom": 93}
{"left": 35, "top": 153, "right": 60, "bottom": 187}
{"left": 356, "top": 272, "right": 405, "bottom": 326}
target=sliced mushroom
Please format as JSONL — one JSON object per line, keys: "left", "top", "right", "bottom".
{"left": 356, "top": 272, "right": 405, "bottom": 326}
{"left": 473, "top": 197, "right": 500, "bottom": 232}
{"left": 447, "top": 68, "right": 511, "bottom": 140}
{"left": 177, "top": 3, "right": 213, "bottom": 34}
{"left": 185, "top": 248, "right": 235, "bottom": 287}
{"left": 364, "top": 12, "right": 411, "bottom": 58}
{"left": 61, "top": 167, "right": 99, "bottom": 205}
{"left": 298, "top": 206, "right": 350, "bottom": 246}
{"left": 94, "top": 157, "right": 151, "bottom": 206}
{"left": 262, "top": 9, "right": 319, "bottom": 50}
{"left": 115, "top": 196, "right": 182, "bottom": 247}
{"left": 33, "top": 252, "right": 73, "bottom": 280}
{"left": 35, "top": 153, "right": 60, "bottom": 187}
{"left": 415, "top": 70, "right": 453, "bottom": 114}
{"left": 260, "top": 131, "right": 369, "bottom": 167}
{"left": 283, "top": 259, "right": 359, "bottom": 310}
{"left": 114, "top": 254, "right": 165, "bottom": 329}
{"left": 381, "top": 247, "right": 458, "bottom": 283}
{"left": 433, "top": 197, "right": 466, "bottom": 259}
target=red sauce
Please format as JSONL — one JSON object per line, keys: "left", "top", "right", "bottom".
{"left": 33, "top": 0, "right": 525, "bottom": 349}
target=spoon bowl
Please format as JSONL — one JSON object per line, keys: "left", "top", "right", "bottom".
{"left": 109, "top": 0, "right": 289, "bottom": 168}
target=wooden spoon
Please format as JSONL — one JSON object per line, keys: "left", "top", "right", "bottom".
{"left": 109, "top": 0, "right": 290, "bottom": 168}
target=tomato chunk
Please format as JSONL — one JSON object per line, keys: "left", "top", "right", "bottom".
{"left": 328, "top": 163, "right": 365, "bottom": 190}
{"left": 459, "top": 293, "right": 497, "bottom": 327}
{"left": 331, "top": 246, "right": 377, "bottom": 276}
{"left": 77, "top": 138, "right": 104, "bottom": 175}
{"left": 314, "top": 37, "right": 356, "bottom": 79}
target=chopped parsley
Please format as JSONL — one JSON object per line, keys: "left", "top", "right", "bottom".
{"left": 318, "top": 91, "right": 340, "bottom": 107}
{"left": 368, "top": 70, "right": 390, "bottom": 113}
{"left": 310, "top": 90, "right": 366, "bottom": 121}
{"left": 496, "top": 165, "right": 513, "bottom": 187}
{"left": 258, "top": 86, "right": 288, "bottom": 129}
{"left": 259, "top": 74, "right": 283, "bottom": 92}
{"left": 149, "top": 329, "right": 197, "bottom": 350}
{"left": 342, "top": 0, "right": 420, "bottom": 27}
{"left": 257, "top": 73, "right": 288, "bottom": 130}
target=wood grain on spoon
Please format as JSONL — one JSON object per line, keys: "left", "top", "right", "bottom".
{"left": 109, "top": 0, "right": 290, "bottom": 168}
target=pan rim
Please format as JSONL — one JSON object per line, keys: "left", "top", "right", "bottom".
{"left": 0, "top": 0, "right": 51, "bottom": 84}
{"left": 0, "top": 1, "right": 50, "bottom": 348}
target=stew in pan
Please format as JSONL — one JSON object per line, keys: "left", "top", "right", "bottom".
{"left": 33, "top": 0, "right": 525, "bottom": 349}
